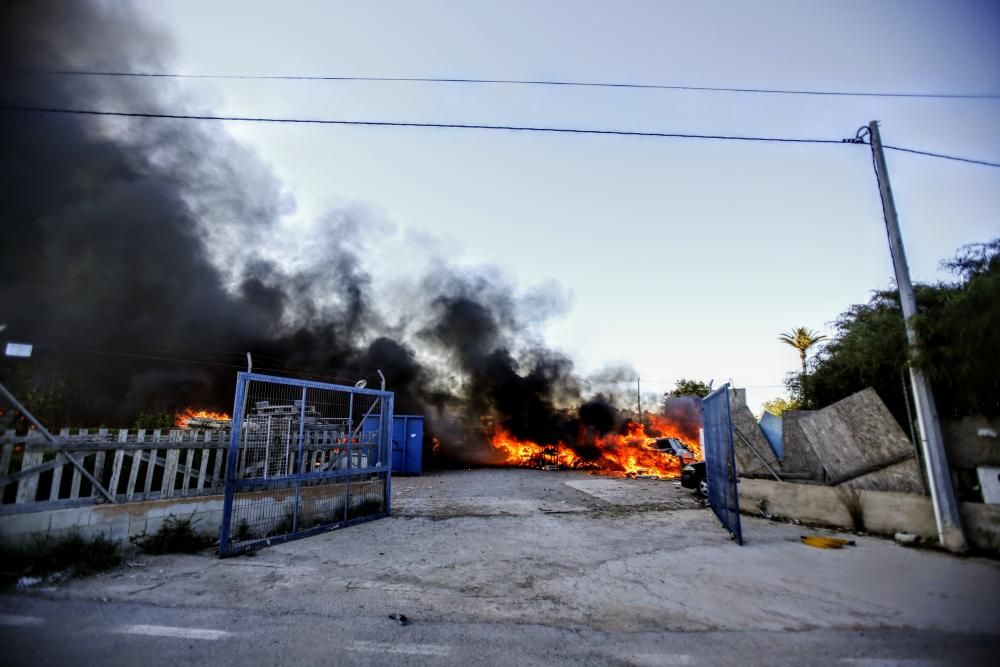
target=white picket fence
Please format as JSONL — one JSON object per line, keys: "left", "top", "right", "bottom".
{"left": 0, "top": 428, "right": 230, "bottom": 513}
{"left": 0, "top": 426, "right": 372, "bottom": 514}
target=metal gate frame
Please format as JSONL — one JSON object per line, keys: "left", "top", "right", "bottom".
{"left": 701, "top": 383, "right": 743, "bottom": 545}
{"left": 219, "top": 372, "right": 394, "bottom": 556}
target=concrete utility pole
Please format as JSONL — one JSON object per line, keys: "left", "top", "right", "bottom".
{"left": 868, "top": 120, "right": 967, "bottom": 553}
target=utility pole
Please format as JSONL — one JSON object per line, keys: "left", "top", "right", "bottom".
{"left": 868, "top": 120, "right": 967, "bottom": 552}
{"left": 636, "top": 377, "right": 642, "bottom": 425}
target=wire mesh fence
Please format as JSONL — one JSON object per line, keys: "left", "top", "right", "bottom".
{"left": 219, "top": 372, "right": 393, "bottom": 556}
{"left": 701, "top": 384, "right": 743, "bottom": 545}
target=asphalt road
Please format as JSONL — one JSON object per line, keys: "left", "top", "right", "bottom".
{"left": 3, "top": 594, "right": 998, "bottom": 666}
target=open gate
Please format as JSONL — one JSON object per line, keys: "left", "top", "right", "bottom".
{"left": 219, "top": 372, "right": 393, "bottom": 556}
{"left": 701, "top": 383, "right": 743, "bottom": 545}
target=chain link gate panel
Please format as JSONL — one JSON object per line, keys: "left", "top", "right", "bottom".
{"left": 701, "top": 384, "right": 743, "bottom": 545}
{"left": 219, "top": 372, "right": 393, "bottom": 556}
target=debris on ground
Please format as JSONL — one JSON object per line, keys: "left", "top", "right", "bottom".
{"left": 46, "top": 570, "right": 71, "bottom": 583}
{"left": 894, "top": 532, "right": 920, "bottom": 546}
{"left": 15, "top": 576, "right": 42, "bottom": 590}
{"left": 388, "top": 613, "right": 410, "bottom": 626}
{"left": 801, "top": 535, "right": 856, "bottom": 549}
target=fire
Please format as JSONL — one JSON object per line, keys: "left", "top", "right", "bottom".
{"left": 488, "top": 413, "right": 702, "bottom": 479}
{"left": 175, "top": 407, "right": 231, "bottom": 428}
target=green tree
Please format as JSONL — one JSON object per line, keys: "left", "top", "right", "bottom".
{"left": 779, "top": 327, "right": 828, "bottom": 377}
{"left": 668, "top": 378, "right": 712, "bottom": 398}
{"left": 133, "top": 410, "right": 174, "bottom": 429}
{"left": 760, "top": 396, "right": 801, "bottom": 417}
{"left": 799, "top": 237, "right": 999, "bottom": 423}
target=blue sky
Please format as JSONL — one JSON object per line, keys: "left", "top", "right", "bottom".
{"left": 144, "top": 0, "right": 999, "bottom": 408}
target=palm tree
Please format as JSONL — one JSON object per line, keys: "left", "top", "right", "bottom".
{"left": 779, "top": 327, "right": 828, "bottom": 376}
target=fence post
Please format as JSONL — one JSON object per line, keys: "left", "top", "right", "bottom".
{"left": 219, "top": 373, "right": 247, "bottom": 556}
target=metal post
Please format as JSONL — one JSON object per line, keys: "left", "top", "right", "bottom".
{"left": 220, "top": 373, "right": 248, "bottom": 555}
{"left": 868, "top": 120, "right": 967, "bottom": 552}
{"left": 292, "top": 387, "right": 307, "bottom": 533}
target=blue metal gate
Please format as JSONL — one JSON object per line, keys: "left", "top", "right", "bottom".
{"left": 701, "top": 384, "right": 743, "bottom": 545}
{"left": 219, "top": 372, "right": 393, "bottom": 557}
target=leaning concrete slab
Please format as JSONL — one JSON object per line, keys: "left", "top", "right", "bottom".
{"left": 727, "top": 389, "right": 782, "bottom": 478}
{"left": 796, "top": 387, "right": 923, "bottom": 493}
{"left": 781, "top": 410, "right": 825, "bottom": 479}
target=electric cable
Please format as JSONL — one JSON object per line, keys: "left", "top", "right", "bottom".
{"left": 4, "top": 104, "right": 996, "bottom": 167}
{"left": 11, "top": 68, "right": 1000, "bottom": 100}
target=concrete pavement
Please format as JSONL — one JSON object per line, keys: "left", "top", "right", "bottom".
{"left": 3, "top": 469, "right": 999, "bottom": 665}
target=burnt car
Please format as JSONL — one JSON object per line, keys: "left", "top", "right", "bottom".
{"left": 681, "top": 461, "right": 708, "bottom": 497}
{"left": 651, "top": 437, "right": 696, "bottom": 462}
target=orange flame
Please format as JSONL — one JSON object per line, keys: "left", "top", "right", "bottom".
{"left": 175, "top": 407, "right": 231, "bottom": 428}
{"left": 488, "top": 413, "right": 701, "bottom": 479}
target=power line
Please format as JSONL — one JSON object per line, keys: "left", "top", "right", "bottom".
{"left": 26, "top": 342, "right": 377, "bottom": 384}
{"left": 4, "top": 104, "right": 998, "bottom": 168}
{"left": 882, "top": 144, "right": 1000, "bottom": 168}
{"left": 11, "top": 68, "right": 1000, "bottom": 101}
{"left": 0, "top": 104, "right": 845, "bottom": 144}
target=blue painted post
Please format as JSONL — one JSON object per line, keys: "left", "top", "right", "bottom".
{"left": 292, "top": 386, "right": 307, "bottom": 533}
{"left": 219, "top": 373, "right": 248, "bottom": 556}
{"left": 384, "top": 394, "right": 394, "bottom": 515}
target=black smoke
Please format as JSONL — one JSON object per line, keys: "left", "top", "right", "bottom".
{"left": 0, "top": 2, "right": 696, "bottom": 463}
{"left": 1, "top": 1, "right": 377, "bottom": 419}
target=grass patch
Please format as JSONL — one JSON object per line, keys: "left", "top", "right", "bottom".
{"left": 131, "top": 514, "right": 215, "bottom": 555}
{"left": 0, "top": 532, "right": 122, "bottom": 585}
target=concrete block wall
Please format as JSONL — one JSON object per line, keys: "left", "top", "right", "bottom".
{"left": 0, "top": 497, "right": 224, "bottom": 549}
{"left": 781, "top": 411, "right": 825, "bottom": 478}
{"left": 729, "top": 389, "right": 782, "bottom": 477}
{"left": 739, "top": 478, "right": 1000, "bottom": 553}
{"left": 942, "top": 416, "right": 1000, "bottom": 468}
{"left": 796, "top": 388, "right": 922, "bottom": 492}
{"left": 0, "top": 480, "right": 386, "bottom": 550}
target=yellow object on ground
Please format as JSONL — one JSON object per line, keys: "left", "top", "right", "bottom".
{"left": 801, "top": 535, "right": 856, "bottom": 549}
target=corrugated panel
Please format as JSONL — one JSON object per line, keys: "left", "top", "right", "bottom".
{"left": 759, "top": 411, "right": 783, "bottom": 460}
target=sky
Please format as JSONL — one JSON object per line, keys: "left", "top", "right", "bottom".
{"left": 134, "top": 0, "right": 999, "bottom": 410}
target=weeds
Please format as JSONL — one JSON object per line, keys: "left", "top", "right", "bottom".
{"left": 236, "top": 519, "right": 251, "bottom": 542}
{"left": 755, "top": 498, "right": 772, "bottom": 519}
{"left": 1, "top": 532, "right": 122, "bottom": 584}
{"left": 835, "top": 485, "right": 865, "bottom": 532}
{"left": 131, "top": 514, "right": 215, "bottom": 554}
{"left": 347, "top": 498, "right": 385, "bottom": 520}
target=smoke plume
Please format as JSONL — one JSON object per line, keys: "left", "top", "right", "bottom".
{"left": 1, "top": 2, "right": 699, "bottom": 463}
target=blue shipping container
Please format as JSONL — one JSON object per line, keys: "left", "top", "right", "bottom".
{"left": 363, "top": 414, "right": 424, "bottom": 475}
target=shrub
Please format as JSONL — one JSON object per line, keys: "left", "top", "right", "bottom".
{"left": 1, "top": 532, "right": 122, "bottom": 584}
{"left": 131, "top": 514, "right": 215, "bottom": 554}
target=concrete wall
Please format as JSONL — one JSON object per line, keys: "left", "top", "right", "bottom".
{"left": 0, "top": 496, "right": 223, "bottom": 548}
{"left": 729, "top": 389, "right": 782, "bottom": 477}
{"left": 0, "top": 479, "right": 385, "bottom": 549}
{"left": 942, "top": 416, "right": 1000, "bottom": 467}
{"left": 781, "top": 411, "right": 825, "bottom": 478}
{"left": 738, "top": 478, "right": 1000, "bottom": 553}
{"left": 794, "top": 388, "right": 923, "bottom": 493}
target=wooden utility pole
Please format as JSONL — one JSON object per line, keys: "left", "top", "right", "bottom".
{"left": 636, "top": 377, "right": 642, "bottom": 425}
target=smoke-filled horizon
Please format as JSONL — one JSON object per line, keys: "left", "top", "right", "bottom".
{"left": 0, "top": 2, "right": 698, "bottom": 464}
